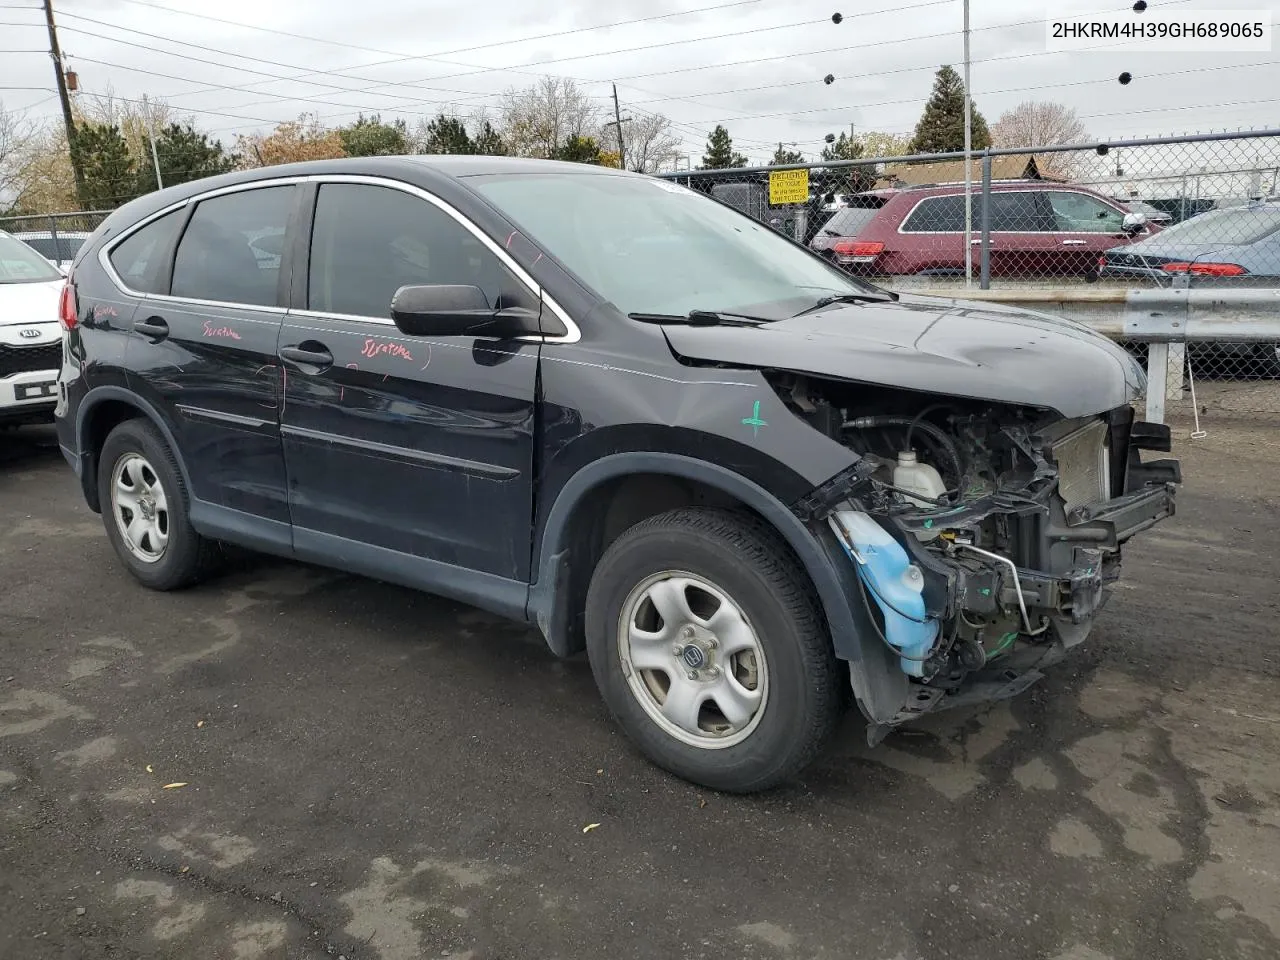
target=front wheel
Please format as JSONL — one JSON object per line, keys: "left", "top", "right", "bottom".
{"left": 584, "top": 508, "right": 842, "bottom": 793}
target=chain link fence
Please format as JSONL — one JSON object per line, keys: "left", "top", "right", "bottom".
{"left": 0, "top": 210, "right": 112, "bottom": 270}
{"left": 661, "top": 130, "right": 1280, "bottom": 426}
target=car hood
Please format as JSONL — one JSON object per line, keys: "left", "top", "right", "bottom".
{"left": 0, "top": 278, "right": 63, "bottom": 327}
{"left": 661, "top": 293, "right": 1144, "bottom": 418}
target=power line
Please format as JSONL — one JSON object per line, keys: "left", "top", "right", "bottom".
{"left": 104, "top": 0, "right": 768, "bottom": 100}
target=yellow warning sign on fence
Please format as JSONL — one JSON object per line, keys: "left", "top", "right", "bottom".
{"left": 768, "top": 168, "right": 809, "bottom": 205}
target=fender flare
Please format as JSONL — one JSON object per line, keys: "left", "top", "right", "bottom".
{"left": 74, "top": 385, "right": 192, "bottom": 511}
{"left": 527, "top": 452, "right": 872, "bottom": 665}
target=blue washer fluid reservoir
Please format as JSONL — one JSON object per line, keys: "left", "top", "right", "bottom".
{"left": 828, "top": 509, "right": 940, "bottom": 677}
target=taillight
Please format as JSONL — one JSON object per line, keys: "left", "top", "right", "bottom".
{"left": 1161, "top": 261, "right": 1246, "bottom": 277}
{"left": 832, "top": 240, "right": 884, "bottom": 261}
{"left": 59, "top": 280, "right": 78, "bottom": 331}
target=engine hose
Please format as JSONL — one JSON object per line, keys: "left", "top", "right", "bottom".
{"left": 842, "top": 415, "right": 965, "bottom": 492}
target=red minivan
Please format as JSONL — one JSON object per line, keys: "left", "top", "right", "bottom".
{"left": 810, "top": 180, "right": 1158, "bottom": 278}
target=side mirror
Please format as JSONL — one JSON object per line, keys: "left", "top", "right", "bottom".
{"left": 390, "top": 284, "right": 541, "bottom": 338}
{"left": 1122, "top": 211, "right": 1147, "bottom": 234}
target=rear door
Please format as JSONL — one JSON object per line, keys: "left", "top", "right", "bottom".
{"left": 277, "top": 178, "right": 541, "bottom": 581}
{"left": 125, "top": 182, "right": 296, "bottom": 533}
{"left": 983, "top": 190, "right": 1060, "bottom": 277}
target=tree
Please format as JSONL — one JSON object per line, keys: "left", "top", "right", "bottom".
{"left": 0, "top": 101, "right": 41, "bottom": 206}
{"left": 470, "top": 119, "right": 507, "bottom": 156}
{"left": 417, "top": 113, "right": 474, "bottom": 155}
{"left": 552, "top": 134, "right": 603, "bottom": 165}
{"left": 700, "top": 125, "right": 747, "bottom": 169}
{"left": 821, "top": 132, "right": 862, "bottom": 163}
{"left": 236, "top": 114, "right": 345, "bottom": 168}
{"left": 618, "top": 113, "right": 680, "bottom": 174}
{"left": 501, "top": 77, "right": 603, "bottom": 159}
{"left": 854, "top": 130, "right": 911, "bottom": 159}
{"left": 908, "top": 65, "right": 990, "bottom": 155}
{"left": 770, "top": 143, "right": 805, "bottom": 165}
{"left": 338, "top": 113, "right": 408, "bottom": 157}
{"left": 135, "top": 122, "right": 237, "bottom": 194}
{"left": 992, "top": 101, "right": 1088, "bottom": 177}
{"left": 75, "top": 123, "right": 137, "bottom": 209}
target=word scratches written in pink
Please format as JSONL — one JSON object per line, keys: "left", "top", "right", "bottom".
{"left": 361, "top": 338, "right": 413, "bottom": 361}
{"left": 202, "top": 320, "right": 242, "bottom": 340}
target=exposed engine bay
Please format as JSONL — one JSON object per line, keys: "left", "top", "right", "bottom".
{"left": 769, "top": 373, "right": 1181, "bottom": 737}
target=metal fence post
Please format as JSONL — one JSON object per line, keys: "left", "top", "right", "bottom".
{"left": 1145, "top": 342, "right": 1169, "bottom": 424}
{"left": 979, "top": 149, "right": 992, "bottom": 290}
{"left": 48, "top": 215, "right": 61, "bottom": 269}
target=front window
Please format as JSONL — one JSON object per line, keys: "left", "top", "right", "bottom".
{"left": 0, "top": 231, "right": 63, "bottom": 283}
{"left": 1047, "top": 191, "right": 1127, "bottom": 233}
{"left": 469, "top": 173, "right": 880, "bottom": 318}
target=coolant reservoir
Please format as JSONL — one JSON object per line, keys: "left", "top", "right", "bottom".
{"left": 893, "top": 451, "right": 947, "bottom": 507}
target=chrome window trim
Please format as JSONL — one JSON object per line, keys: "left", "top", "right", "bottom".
{"left": 99, "top": 173, "right": 581, "bottom": 344}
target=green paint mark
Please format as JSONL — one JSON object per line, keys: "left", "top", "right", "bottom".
{"left": 980, "top": 587, "right": 991, "bottom": 596}
{"left": 741, "top": 400, "right": 768, "bottom": 437}
{"left": 924, "top": 519, "right": 934, "bottom": 529}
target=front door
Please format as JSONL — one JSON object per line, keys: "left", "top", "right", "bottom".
{"left": 278, "top": 180, "right": 540, "bottom": 582}
{"left": 125, "top": 184, "right": 295, "bottom": 529}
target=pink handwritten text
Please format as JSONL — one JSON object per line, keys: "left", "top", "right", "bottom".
{"left": 202, "top": 320, "right": 242, "bottom": 340}
{"left": 361, "top": 338, "right": 413, "bottom": 361}
{"left": 92, "top": 304, "right": 119, "bottom": 320}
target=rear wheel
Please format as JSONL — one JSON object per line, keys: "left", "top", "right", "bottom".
{"left": 585, "top": 508, "right": 842, "bottom": 793}
{"left": 97, "top": 418, "right": 221, "bottom": 590}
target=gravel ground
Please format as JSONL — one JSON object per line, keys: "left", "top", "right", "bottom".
{"left": 2, "top": 416, "right": 1278, "bottom": 960}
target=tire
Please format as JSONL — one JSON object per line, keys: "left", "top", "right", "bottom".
{"left": 584, "top": 507, "right": 842, "bottom": 793}
{"left": 97, "top": 418, "right": 221, "bottom": 591}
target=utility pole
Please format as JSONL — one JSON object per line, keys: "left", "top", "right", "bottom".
{"left": 42, "top": 0, "right": 87, "bottom": 208}
{"left": 142, "top": 93, "right": 164, "bottom": 190}
{"left": 607, "top": 84, "right": 631, "bottom": 170}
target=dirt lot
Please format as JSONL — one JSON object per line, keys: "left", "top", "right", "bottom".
{"left": 2, "top": 411, "right": 1278, "bottom": 960}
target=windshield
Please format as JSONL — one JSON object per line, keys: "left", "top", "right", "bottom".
{"left": 470, "top": 172, "right": 880, "bottom": 317}
{"left": 0, "top": 231, "right": 63, "bottom": 283}
{"left": 1151, "top": 206, "right": 1280, "bottom": 246}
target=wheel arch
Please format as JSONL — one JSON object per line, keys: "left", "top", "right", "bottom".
{"left": 75, "top": 386, "right": 190, "bottom": 514}
{"left": 527, "top": 452, "right": 871, "bottom": 665}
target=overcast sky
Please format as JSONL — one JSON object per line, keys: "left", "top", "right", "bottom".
{"left": 1, "top": 0, "right": 1277, "bottom": 165}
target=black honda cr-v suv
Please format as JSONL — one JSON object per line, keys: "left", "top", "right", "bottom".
{"left": 54, "top": 156, "right": 1179, "bottom": 792}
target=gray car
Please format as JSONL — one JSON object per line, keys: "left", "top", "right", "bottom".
{"left": 1099, "top": 201, "right": 1280, "bottom": 281}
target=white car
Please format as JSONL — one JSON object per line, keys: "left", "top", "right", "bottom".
{"left": 0, "top": 229, "right": 65, "bottom": 426}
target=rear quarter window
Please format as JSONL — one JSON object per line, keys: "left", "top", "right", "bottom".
{"left": 900, "top": 195, "right": 966, "bottom": 232}
{"left": 109, "top": 210, "right": 183, "bottom": 293}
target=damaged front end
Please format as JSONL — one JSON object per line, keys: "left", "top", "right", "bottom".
{"left": 778, "top": 375, "right": 1180, "bottom": 742}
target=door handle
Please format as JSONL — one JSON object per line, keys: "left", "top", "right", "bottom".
{"left": 134, "top": 316, "right": 169, "bottom": 340}
{"left": 279, "top": 343, "right": 334, "bottom": 369}
{"left": 1061, "top": 239, "right": 1087, "bottom": 245}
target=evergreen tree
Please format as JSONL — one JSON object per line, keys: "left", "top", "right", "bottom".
{"left": 75, "top": 123, "right": 137, "bottom": 208}
{"left": 470, "top": 120, "right": 508, "bottom": 156}
{"left": 908, "top": 65, "right": 990, "bottom": 154}
{"left": 419, "top": 114, "right": 474, "bottom": 155}
{"left": 700, "top": 125, "right": 747, "bottom": 169}
{"left": 552, "top": 134, "right": 603, "bottom": 164}
{"left": 821, "top": 131, "right": 863, "bottom": 162}
{"left": 338, "top": 113, "right": 408, "bottom": 157}
{"left": 136, "top": 123, "right": 236, "bottom": 193}
{"left": 770, "top": 142, "right": 805, "bottom": 165}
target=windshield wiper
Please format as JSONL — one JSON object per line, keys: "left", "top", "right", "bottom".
{"left": 790, "top": 290, "right": 896, "bottom": 317}
{"left": 628, "top": 309, "right": 770, "bottom": 327}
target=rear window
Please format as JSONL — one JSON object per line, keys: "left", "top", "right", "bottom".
{"left": 821, "top": 207, "right": 880, "bottom": 237}
{"left": 109, "top": 210, "right": 183, "bottom": 293}
{"left": 1153, "top": 207, "right": 1280, "bottom": 245}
